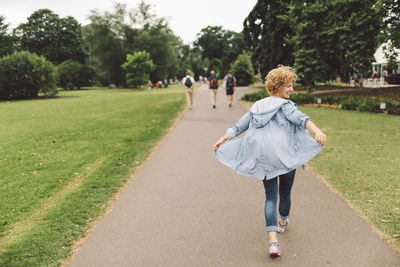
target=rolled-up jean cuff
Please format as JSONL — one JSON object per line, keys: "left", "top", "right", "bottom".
{"left": 266, "top": 226, "right": 278, "bottom": 232}
{"left": 280, "top": 214, "right": 289, "bottom": 220}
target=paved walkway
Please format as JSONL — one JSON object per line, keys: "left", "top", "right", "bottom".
{"left": 68, "top": 84, "right": 400, "bottom": 266}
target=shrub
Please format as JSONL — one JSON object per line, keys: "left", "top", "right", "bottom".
{"left": 231, "top": 52, "right": 255, "bottom": 86}
{"left": 383, "top": 100, "right": 398, "bottom": 114}
{"left": 290, "top": 93, "right": 315, "bottom": 105}
{"left": 242, "top": 90, "right": 269, "bottom": 102}
{"left": 57, "top": 60, "right": 94, "bottom": 89}
{"left": 340, "top": 97, "right": 363, "bottom": 111}
{"left": 0, "top": 51, "right": 58, "bottom": 100}
{"left": 121, "top": 51, "right": 155, "bottom": 88}
{"left": 357, "top": 98, "right": 380, "bottom": 113}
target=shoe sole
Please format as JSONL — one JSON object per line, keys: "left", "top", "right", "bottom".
{"left": 269, "top": 252, "right": 280, "bottom": 257}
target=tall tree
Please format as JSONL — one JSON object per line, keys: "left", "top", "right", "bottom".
{"left": 195, "top": 26, "right": 226, "bottom": 61}
{"left": 83, "top": 17, "right": 126, "bottom": 85}
{"left": 0, "top": 16, "right": 15, "bottom": 57}
{"left": 84, "top": 1, "right": 182, "bottom": 84}
{"left": 14, "top": 9, "right": 85, "bottom": 64}
{"left": 285, "top": 0, "right": 383, "bottom": 86}
{"left": 194, "top": 26, "right": 247, "bottom": 76}
{"left": 379, "top": 0, "right": 400, "bottom": 71}
{"left": 231, "top": 52, "right": 255, "bottom": 86}
{"left": 243, "top": 0, "right": 294, "bottom": 79}
{"left": 134, "top": 27, "right": 180, "bottom": 82}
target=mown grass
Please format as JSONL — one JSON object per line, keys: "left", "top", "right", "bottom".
{"left": 240, "top": 100, "right": 400, "bottom": 250}
{"left": 301, "top": 106, "right": 400, "bottom": 250}
{"left": 0, "top": 86, "right": 186, "bottom": 266}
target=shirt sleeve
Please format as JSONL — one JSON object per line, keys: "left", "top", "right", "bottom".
{"left": 226, "top": 112, "right": 251, "bottom": 139}
{"left": 281, "top": 101, "right": 310, "bottom": 128}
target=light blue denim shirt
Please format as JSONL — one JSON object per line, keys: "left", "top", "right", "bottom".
{"left": 215, "top": 96, "right": 324, "bottom": 180}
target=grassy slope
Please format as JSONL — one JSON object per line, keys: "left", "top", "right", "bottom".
{"left": 0, "top": 87, "right": 185, "bottom": 266}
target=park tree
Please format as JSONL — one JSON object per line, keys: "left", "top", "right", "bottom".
{"left": 84, "top": 1, "right": 182, "bottom": 84}
{"left": 83, "top": 21, "right": 126, "bottom": 86}
{"left": 188, "top": 47, "right": 209, "bottom": 80}
{"left": 0, "top": 16, "right": 15, "bottom": 57}
{"left": 121, "top": 51, "right": 155, "bottom": 88}
{"left": 194, "top": 26, "right": 247, "bottom": 76}
{"left": 379, "top": 0, "right": 400, "bottom": 71}
{"left": 195, "top": 26, "right": 226, "bottom": 61}
{"left": 220, "top": 31, "right": 248, "bottom": 75}
{"left": 57, "top": 60, "right": 95, "bottom": 89}
{"left": 175, "top": 44, "right": 192, "bottom": 78}
{"left": 284, "top": 0, "right": 383, "bottom": 87}
{"left": 14, "top": 9, "right": 85, "bottom": 64}
{"left": 134, "top": 26, "right": 180, "bottom": 82}
{"left": 231, "top": 52, "right": 255, "bottom": 86}
{"left": 243, "top": 0, "right": 294, "bottom": 79}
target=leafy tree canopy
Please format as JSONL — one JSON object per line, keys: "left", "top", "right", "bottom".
{"left": 243, "top": 0, "right": 294, "bottom": 79}
{"left": 231, "top": 52, "right": 255, "bottom": 86}
{"left": 14, "top": 9, "right": 85, "bottom": 64}
{"left": 57, "top": 60, "right": 95, "bottom": 89}
{"left": 121, "top": 51, "right": 155, "bottom": 88}
{"left": 0, "top": 16, "right": 15, "bottom": 57}
{"left": 379, "top": 0, "right": 400, "bottom": 70}
{"left": 194, "top": 26, "right": 247, "bottom": 76}
{"left": 85, "top": 1, "right": 182, "bottom": 84}
{"left": 244, "top": 0, "right": 384, "bottom": 87}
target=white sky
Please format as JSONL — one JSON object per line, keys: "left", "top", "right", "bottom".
{"left": 1, "top": 0, "right": 257, "bottom": 44}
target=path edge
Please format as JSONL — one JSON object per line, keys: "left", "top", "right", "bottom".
{"left": 62, "top": 99, "right": 188, "bottom": 266}
{"left": 305, "top": 163, "right": 400, "bottom": 253}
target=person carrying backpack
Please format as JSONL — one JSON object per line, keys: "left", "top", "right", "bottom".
{"left": 207, "top": 70, "right": 220, "bottom": 109}
{"left": 182, "top": 71, "right": 195, "bottom": 110}
{"left": 223, "top": 70, "right": 237, "bottom": 107}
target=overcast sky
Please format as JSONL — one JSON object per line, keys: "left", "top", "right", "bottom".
{"left": 1, "top": 0, "right": 257, "bottom": 44}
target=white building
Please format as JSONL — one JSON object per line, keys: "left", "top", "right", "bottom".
{"left": 372, "top": 43, "right": 400, "bottom": 75}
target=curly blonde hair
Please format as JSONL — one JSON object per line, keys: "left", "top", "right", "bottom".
{"left": 265, "top": 65, "right": 298, "bottom": 95}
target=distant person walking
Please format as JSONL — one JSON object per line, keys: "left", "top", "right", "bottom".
{"left": 213, "top": 65, "right": 326, "bottom": 257}
{"left": 223, "top": 70, "right": 236, "bottom": 107}
{"left": 208, "top": 70, "right": 219, "bottom": 109}
{"left": 182, "top": 72, "right": 195, "bottom": 110}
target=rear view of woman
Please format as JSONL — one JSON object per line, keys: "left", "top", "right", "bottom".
{"left": 213, "top": 65, "right": 326, "bottom": 257}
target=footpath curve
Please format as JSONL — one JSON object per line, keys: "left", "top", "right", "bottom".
{"left": 68, "top": 84, "right": 400, "bottom": 266}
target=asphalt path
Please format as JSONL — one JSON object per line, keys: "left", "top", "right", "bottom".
{"left": 68, "top": 84, "right": 400, "bottom": 266}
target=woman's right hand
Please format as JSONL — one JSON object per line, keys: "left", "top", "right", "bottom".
{"left": 305, "top": 120, "right": 327, "bottom": 147}
{"left": 315, "top": 131, "right": 327, "bottom": 146}
{"left": 213, "top": 135, "right": 228, "bottom": 155}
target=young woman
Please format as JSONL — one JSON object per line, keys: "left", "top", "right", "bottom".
{"left": 213, "top": 66, "right": 326, "bottom": 257}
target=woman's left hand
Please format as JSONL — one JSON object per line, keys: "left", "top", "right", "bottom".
{"left": 213, "top": 135, "right": 228, "bottom": 155}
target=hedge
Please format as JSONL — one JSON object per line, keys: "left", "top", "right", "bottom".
{"left": 241, "top": 90, "right": 400, "bottom": 115}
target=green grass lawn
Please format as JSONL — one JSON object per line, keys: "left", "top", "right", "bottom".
{"left": 240, "top": 100, "right": 400, "bottom": 250}
{"left": 302, "top": 106, "right": 400, "bottom": 250}
{"left": 0, "top": 86, "right": 186, "bottom": 266}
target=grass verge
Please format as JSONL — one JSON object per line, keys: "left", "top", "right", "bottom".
{"left": 0, "top": 86, "right": 186, "bottom": 266}
{"left": 240, "top": 100, "right": 400, "bottom": 250}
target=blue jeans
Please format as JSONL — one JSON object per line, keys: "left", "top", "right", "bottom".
{"left": 263, "top": 169, "right": 296, "bottom": 232}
